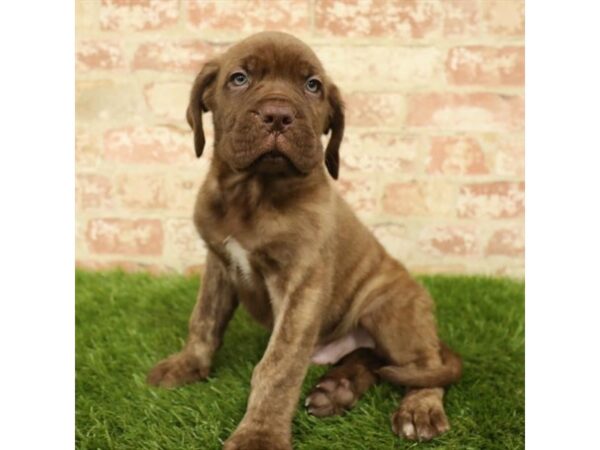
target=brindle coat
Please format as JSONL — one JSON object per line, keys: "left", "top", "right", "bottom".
{"left": 147, "top": 32, "right": 462, "bottom": 450}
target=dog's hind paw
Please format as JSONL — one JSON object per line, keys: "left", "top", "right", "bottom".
{"left": 391, "top": 388, "right": 450, "bottom": 441}
{"left": 305, "top": 377, "right": 357, "bottom": 417}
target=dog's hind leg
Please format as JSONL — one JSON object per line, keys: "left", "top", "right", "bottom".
{"left": 358, "top": 273, "right": 460, "bottom": 441}
{"left": 305, "top": 348, "right": 384, "bottom": 417}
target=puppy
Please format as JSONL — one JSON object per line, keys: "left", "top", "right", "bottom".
{"left": 148, "top": 31, "right": 462, "bottom": 450}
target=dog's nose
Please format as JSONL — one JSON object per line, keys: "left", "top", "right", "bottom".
{"left": 258, "top": 103, "right": 295, "bottom": 132}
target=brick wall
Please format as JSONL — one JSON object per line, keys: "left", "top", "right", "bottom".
{"left": 76, "top": 0, "right": 524, "bottom": 277}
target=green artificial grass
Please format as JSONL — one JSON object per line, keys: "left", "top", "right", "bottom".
{"left": 76, "top": 270, "right": 524, "bottom": 450}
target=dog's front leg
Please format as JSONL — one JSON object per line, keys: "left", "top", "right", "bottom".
{"left": 224, "top": 269, "right": 325, "bottom": 450}
{"left": 148, "top": 251, "right": 238, "bottom": 388}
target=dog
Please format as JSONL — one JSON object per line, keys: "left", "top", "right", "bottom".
{"left": 147, "top": 31, "right": 462, "bottom": 450}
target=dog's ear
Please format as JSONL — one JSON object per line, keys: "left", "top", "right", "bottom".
{"left": 186, "top": 61, "right": 219, "bottom": 158}
{"left": 323, "top": 83, "right": 345, "bottom": 179}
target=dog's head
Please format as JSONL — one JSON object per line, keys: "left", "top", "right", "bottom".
{"left": 186, "top": 32, "right": 345, "bottom": 179}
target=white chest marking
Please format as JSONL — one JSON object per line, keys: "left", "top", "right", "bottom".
{"left": 223, "top": 236, "right": 252, "bottom": 281}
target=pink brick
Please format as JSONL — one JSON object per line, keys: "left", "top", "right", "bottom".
{"left": 133, "top": 41, "right": 217, "bottom": 72}
{"left": 483, "top": 0, "right": 525, "bottom": 37}
{"left": 316, "top": 46, "right": 443, "bottom": 88}
{"left": 443, "top": 0, "right": 480, "bottom": 37}
{"left": 76, "top": 41, "right": 125, "bottom": 71}
{"left": 103, "top": 126, "right": 194, "bottom": 164}
{"left": 371, "top": 223, "right": 415, "bottom": 260}
{"left": 336, "top": 178, "right": 378, "bottom": 214}
{"left": 485, "top": 134, "right": 525, "bottom": 177}
{"left": 143, "top": 82, "right": 190, "bottom": 121}
{"left": 345, "top": 93, "right": 406, "bottom": 127}
{"left": 86, "top": 218, "right": 164, "bottom": 255}
{"left": 76, "top": 174, "right": 114, "bottom": 209}
{"left": 315, "top": 0, "right": 442, "bottom": 38}
{"left": 458, "top": 182, "right": 525, "bottom": 219}
{"left": 187, "top": 0, "right": 309, "bottom": 33}
{"left": 426, "top": 136, "right": 488, "bottom": 175}
{"left": 115, "top": 172, "right": 167, "bottom": 209}
{"left": 382, "top": 181, "right": 456, "bottom": 217}
{"left": 76, "top": 79, "right": 143, "bottom": 123}
{"left": 446, "top": 46, "right": 524, "bottom": 86}
{"left": 165, "top": 169, "right": 209, "bottom": 213}
{"left": 100, "top": 0, "right": 179, "bottom": 31}
{"left": 76, "top": 220, "right": 87, "bottom": 255}
{"left": 383, "top": 182, "right": 426, "bottom": 216}
{"left": 341, "top": 132, "right": 419, "bottom": 175}
{"left": 76, "top": 129, "right": 101, "bottom": 167}
{"left": 486, "top": 226, "right": 524, "bottom": 257}
{"left": 406, "top": 93, "right": 524, "bottom": 132}
{"left": 419, "top": 225, "right": 479, "bottom": 256}
{"left": 164, "top": 219, "right": 207, "bottom": 264}
{"left": 76, "top": 0, "right": 97, "bottom": 33}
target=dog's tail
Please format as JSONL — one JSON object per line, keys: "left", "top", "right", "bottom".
{"left": 375, "top": 342, "right": 462, "bottom": 388}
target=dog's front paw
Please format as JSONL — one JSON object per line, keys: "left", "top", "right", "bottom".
{"left": 147, "top": 351, "right": 209, "bottom": 388}
{"left": 223, "top": 429, "right": 291, "bottom": 450}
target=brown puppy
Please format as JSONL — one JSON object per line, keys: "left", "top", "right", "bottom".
{"left": 147, "top": 31, "right": 462, "bottom": 450}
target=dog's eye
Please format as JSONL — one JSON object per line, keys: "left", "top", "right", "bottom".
{"left": 229, "top": 71, "right": 249, "bottom": 87}
{"left": 305, "top": 77, "right": 322, "bottom": 94}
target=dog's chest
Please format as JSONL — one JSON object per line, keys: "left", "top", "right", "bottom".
{"left": 222, "top": 236, "right": 253, "bottom": 282}
{"left": 219, "top": 235, "right": 279, "bottom": 328}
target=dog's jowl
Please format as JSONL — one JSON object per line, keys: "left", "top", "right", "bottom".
{"left": 147, "top": 32, "right": 462, "bottom": 450}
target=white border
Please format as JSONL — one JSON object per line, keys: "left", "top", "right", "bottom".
{"left": 527, "top": 2, "right": 600, "bottom": 448}
{"left": 0, "top": 2, "right": 74, "bottom": 449}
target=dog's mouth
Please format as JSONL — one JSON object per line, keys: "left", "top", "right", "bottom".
{"left": 255, "top": 149, "right": 289, "bottom": 163}
{"left": 249, "top": 149, "right": 300, "bottom": 175}
{"left": 231, "top": 119, "right": 318, "bottom": 176}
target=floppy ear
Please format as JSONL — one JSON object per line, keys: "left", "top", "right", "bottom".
{"left": 186, "top": 61, "right": 219, "bottom": 158}
{"left": 323, "top": 83, "right": 345, "bottom": 179}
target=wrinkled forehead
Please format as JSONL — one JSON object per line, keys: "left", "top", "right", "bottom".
{"left": 221, "top": 35, "right": 325, "bottom": 80}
